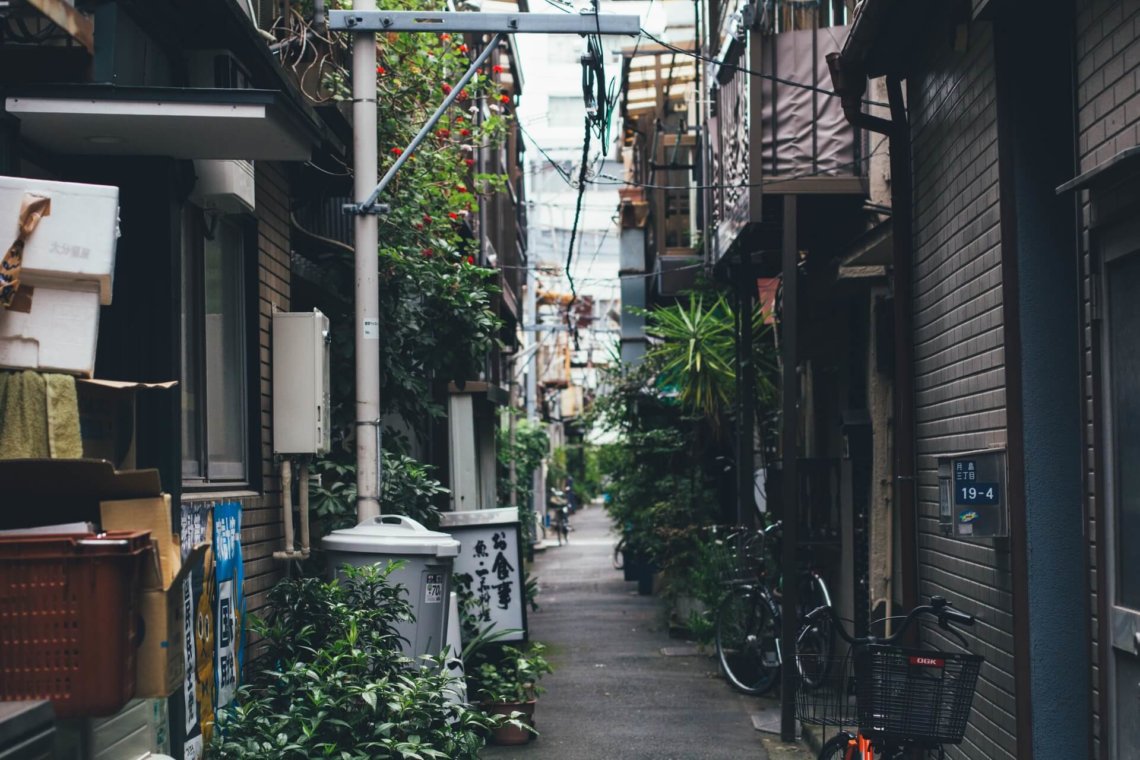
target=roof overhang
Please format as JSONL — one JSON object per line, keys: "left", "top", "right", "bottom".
{"left": 5, "top": 85, "right": 316, "bottom": 161}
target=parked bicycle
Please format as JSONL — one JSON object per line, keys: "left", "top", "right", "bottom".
{"left": 714, "top": 521, "right": 835, "bottom": 695}
{"left": 554, "top": 505, "right": 570, "bottom": 546}
{"left": 797, "top": 596, "right": 983, "bottom": 760}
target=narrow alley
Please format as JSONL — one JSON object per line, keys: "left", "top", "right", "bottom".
{"left": 483, "top": 505, "right": 793, "bottom": 760}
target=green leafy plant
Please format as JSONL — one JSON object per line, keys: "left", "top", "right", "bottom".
{"left": 467, "top": 643, "right": 553, "bottom": 705}
{"left": 310, "top": 449, "right": 448, "bottom": 533}
{"left": 211, "top": 564, "right": 499, "bottom": 759}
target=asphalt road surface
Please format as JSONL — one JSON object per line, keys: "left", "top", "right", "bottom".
{"left": 481, "top": 504, "right": 783, "bottom": 760}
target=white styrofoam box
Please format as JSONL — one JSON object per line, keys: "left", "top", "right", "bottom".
{"left": 0, "top": 283, "right": 100, "bottom": 376}
{"left": 0, "top": 175, "right": 120, "bottom": 305}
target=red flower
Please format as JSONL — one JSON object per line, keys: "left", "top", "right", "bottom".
{"left": 449, "top": 212, "right": 459, "bottom": 220}
{"left": 440, "top": 33, "right": 451, "bottom": 42}
{"left": 423, "top": 214, "right": 432, "bottom": 223}
{"left": 460, "top": 128, "right": 471, "bottom": 137}
{"left": 499, "top": 94, "right": 511, "bottom": 104}
{"left": 459, "top": 44, "right": 469, "bottom": 54}
{"left": 415, "top": 223, "right": 424, "bottom": 230}
{"left": 458, "top": 89, "right": 469, "bottom": 102}
{"left": 390, "top": 147, "right": 403, "bottom": 155}
{"left": 441, "top": 83, "right": 452, "bottom": 95}
{"left": 455, "top": 184, "right": 467, "bottom": 193}
{"left": 465, "top": 158, "right": 475, "bottom": 167}
{"left": 455, "top": 116, "right": 464, "bottom": 123}
{"left": 493, "top": 64, "right": 503, "bottom": 74}
{"left": 466, "top": 256, "right": 475, "bottom": 265}
{"left": 376, "top": 65, "right": 387, "bottom": 75}
{"left": 437, "top": 128, "right": 451, "bottom": 138}
{"left": 422, "top": 248, "right": 434, "bottom": 257}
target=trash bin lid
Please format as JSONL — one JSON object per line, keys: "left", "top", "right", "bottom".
{"left": 322, "top": 515, "right": 460, "bottom": 557}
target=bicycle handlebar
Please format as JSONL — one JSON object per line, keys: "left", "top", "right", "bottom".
{"left": 805, "top": 595, "right": 974, "bottom": 647}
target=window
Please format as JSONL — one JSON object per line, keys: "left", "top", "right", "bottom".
{"left": 181, "top": 206, "right": 250, "bottom": 484}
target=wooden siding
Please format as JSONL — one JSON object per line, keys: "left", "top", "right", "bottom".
{"left": 909, "top": 22, "right": 1017, "bottom": 760}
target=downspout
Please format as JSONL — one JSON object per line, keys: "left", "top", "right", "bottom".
{"left": 826, "top": 54, "right": 919, "bottom": 617}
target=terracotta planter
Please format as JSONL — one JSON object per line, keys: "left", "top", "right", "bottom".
{"left": 485, "top": 699, "right": 537, "bottom": 745}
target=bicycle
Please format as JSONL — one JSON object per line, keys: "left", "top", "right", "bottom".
{"left": 612, "top": 535, "right": 626, "bottom": 570}
{"left": 714, "top": 521, "right": 835, "bottom": 694}
{"left": 797, "top": 596, "right": 983, "bottom": 760}
{"left": 554, "top": 506, "right": 570, "bottom": 546}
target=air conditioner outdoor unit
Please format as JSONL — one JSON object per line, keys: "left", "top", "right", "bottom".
{"left": 191, "top": 160, "right": 256, "bottom": 214}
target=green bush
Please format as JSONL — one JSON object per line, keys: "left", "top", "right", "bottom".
{"left": 211, "top": 564, "right": 496, "bottom": 759}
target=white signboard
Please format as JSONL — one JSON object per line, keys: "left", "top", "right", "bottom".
{"left": 440, "top": 508, "right": 527, "bottom": 642}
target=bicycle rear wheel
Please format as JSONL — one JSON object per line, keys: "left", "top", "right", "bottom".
{"left": 715, "top": 586, "right": 780, "bottom": 694}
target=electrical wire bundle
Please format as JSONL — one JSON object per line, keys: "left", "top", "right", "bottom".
{"left": 564, "top": 0, "right": 618, "bottom": 343}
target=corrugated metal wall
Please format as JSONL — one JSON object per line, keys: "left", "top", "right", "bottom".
{"left": 909, "top": 22, "right": 1018, "bottom": 760}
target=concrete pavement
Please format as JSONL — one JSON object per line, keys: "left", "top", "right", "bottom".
{"left": 481, "top": 504, "right": 804, "bottom": 760}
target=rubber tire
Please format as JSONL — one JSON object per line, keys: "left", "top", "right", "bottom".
{"left": 795, "top": 621, "right": 833, "bottom": 690}
{"left": 715, "top": 588, "right": 780, "bottom": 695}
{"left": 818, "top": 732, "right": 857, "bottom": 760}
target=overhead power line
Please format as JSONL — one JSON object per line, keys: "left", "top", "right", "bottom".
{"left": 635, "top": 29, "right": 890, "bottom": 110}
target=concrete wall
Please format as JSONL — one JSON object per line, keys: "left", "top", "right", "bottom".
{"left": 908, "top": 21, "right": 1018, "bottom": 760}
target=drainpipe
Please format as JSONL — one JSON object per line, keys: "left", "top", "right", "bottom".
{"left": 826, "top": 54, "right": 919, "bottom": 616}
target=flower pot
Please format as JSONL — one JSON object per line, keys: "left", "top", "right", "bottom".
{"left": 622, "top": 549, "right": 642, "bottom": 582}
{"left": 637, "top": 561, "right": 658, "bottom": 596}
{"left": 485, "top": 699, "right": 537, "bottom": 745}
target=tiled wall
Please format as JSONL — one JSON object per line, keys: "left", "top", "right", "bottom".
{"left": 1074, "top": 1, "right": 1140, "bottom": 753}
{"left": 909, "top": 21, "right": 1018, "bottom": 760}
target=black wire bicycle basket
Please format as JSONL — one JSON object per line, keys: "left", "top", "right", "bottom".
{"left": 853, "top": 644, "right": 983, "bottom": 746}
{"left": 794, "top": 650, "right": 858, "bottom": 728}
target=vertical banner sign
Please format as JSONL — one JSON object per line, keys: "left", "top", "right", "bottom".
{"left": 439, "top": 508, "right": 527, "bottom": 642}
{"left": 213, "top": 501, "right": 244, "bottom": 711}
{"left": 180, "top": 503, "right": 213, "bottom": 760}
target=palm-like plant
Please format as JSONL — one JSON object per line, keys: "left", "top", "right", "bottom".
{"left": 643, "top": 295, "right": 737, "bottom": 419}
{"left": 642, "top": 294, "right": 777, "bottom": 426}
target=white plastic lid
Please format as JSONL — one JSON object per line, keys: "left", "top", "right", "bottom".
{"left": 322, "top": 514, "right": 460, "bottom": 557}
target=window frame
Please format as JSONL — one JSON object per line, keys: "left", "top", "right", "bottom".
{"left": 180, "top": 204, "right": 261, "bottom": 493}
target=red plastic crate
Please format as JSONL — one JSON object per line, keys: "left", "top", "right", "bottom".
{"left": 0, "top": 530, "right": 150, "bottom": 717}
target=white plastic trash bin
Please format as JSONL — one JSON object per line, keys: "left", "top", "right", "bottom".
{"left": 322, "top": 515, "right": 460, "bottom": 659}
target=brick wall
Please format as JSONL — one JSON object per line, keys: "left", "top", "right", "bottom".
{"left": 180, "top": 161, "right": 291, "bottom": 647}
{"left": 1074, "top": 1, "right": 1140, "bottom": 754}
{"left": 909, "top": 22, "right": 1018, "bottom": 760}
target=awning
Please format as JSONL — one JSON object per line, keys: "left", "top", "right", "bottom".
{"left": 1056, "top": 146, "right": 1140, "bottom": 194}
{"left": 5, "top": 85, "right": 317, "bottom": 161}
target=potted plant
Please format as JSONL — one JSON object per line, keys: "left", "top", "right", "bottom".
{"left": 468, "top": 643, "right": 553, "bottom": 745}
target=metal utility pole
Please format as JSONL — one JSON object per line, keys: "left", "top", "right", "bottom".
{"left": 332, "top": 8, "right": 638, "bottom": 524}
{"left": 352, "top": 0, "right": 382, "bottom": 522}
{"left": 779, "top": 195, "right": 800, "bottom": 743}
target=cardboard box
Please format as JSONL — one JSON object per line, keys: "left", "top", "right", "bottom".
{"left": 0, "top": 459, "right": 207, "bottom": 699}
{"left": 0, "top": 175, "right": 119, "bottom": 305}
{"left": 0, "top": 282, "right": 102, "bottom": 376}
{"left": 76, "top": 379, "right": 178, "bottom": 470}
{"left": 101, "top": 495, "right": 207, "bottom": 699}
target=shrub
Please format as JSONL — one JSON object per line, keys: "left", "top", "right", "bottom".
{"left": 211, "top": 564, "right": 496, "bottom": 759}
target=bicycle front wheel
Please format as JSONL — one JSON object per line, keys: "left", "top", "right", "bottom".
{"left": 817, "top": 732, "right": 857, "bottom": 760}
{"left": 715, "top": 587, "right": 780, "bottom": 694}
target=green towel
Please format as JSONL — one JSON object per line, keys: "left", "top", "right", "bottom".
{"left": 0, "top": 370, "right": 82, "bottom": 459}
